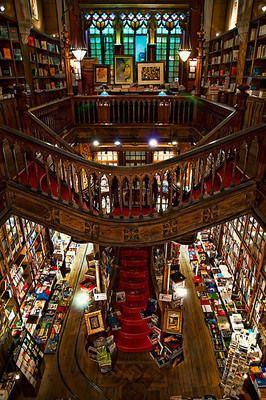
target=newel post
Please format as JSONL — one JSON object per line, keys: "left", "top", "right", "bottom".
{"left": 158, "top": 97, "right": 170, "bottom": 123}
{"left": 97, "top": 97, "right": 111, "bottom": 123}
{"left": 15, "top": 84, "right": 31, "bottom": 133}
{"left": 234, "top": 84, "right": 249, "bottom": 131}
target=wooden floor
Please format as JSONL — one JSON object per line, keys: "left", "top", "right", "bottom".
{"left": 18, "top": 245, "right": 222, "bottom": 400}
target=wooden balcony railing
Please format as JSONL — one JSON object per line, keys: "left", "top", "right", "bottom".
{"left": 1, "top": 123, "right": 265, "bottom": 221}
{"left": 27, "top": 95, "right": 235, "bottom": 137}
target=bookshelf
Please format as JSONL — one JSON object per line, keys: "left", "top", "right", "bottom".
{"left": 13, "top": 330, "right": 44, "bottom": 396}
{"left": 245, "top": 12, "right": 266, "bottom": 96}
{"left": 0, "top": 217, "right": 48, "bottom": 332}
{"left": 202, "top": 28, "right": 239, "bottom": 101}
{"left": 27, "top": 29, "right": 66, "bottom": 93}
{"left": 0, "top": 15, "right": 25, "bottom": 94}
{"left": 220, "top": 215, "right": 265, "bottom": 327}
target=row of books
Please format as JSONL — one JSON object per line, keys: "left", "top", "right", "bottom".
{"left": 28, "top": 36, "right": 60, "bottom": 54}
{"left": 0, "top": 25, "right": 18, "bottom": 40}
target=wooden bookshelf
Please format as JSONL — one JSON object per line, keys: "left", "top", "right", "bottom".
{"left": 219, "top": 215, "right": 265, "bottom": 327}
{"left": 203, "top": 28, "right": 239, "bottom": 95}
{"left": 245, "top": 12, "right": 266, "bottom": 96}
{"left": 0, "top": 15, "right": 25, "bottom": 93}
{"left": 27, "top": 29, "right": 66, "bottom": 94}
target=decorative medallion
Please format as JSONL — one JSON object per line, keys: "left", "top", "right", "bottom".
{"left": 124, "top": 228, "right": 139, "bottom": 241}
{"left": 202, "top": 205, "right": 219, "bottom": 223}
{"left": 85, "top": 222, "right": 99, "bottom": 239}
{"left": 162, "top": 220, "right": 178, "bottom": 237}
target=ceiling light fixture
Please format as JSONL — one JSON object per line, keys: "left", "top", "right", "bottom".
{"left": 92, "top": 139, "right": 100, "bottom": 147}
{"left": 149, "top": 138, "right": 158, "bottom": 148}
{"left": 0, "top": 4, "right": 5, "bottom": 13}
{"left": 178, "top": 19, "right": 191, "bottom": 62}
{"left": 114, "top": 140, "right": 121, "bottom": 146}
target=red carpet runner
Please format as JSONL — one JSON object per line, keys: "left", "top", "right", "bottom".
{"left": 116, "top": 247, "right": 154, "bottom": 352}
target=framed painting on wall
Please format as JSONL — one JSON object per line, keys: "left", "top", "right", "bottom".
{"left": 137, "top": 62, "right": 165, "bottom": 85}
{"left": 114, "top": 56, "right": 133, "bottom": 85}
{"left": 29, "top": 0, "right": 39, "bottom": 20}
{"left": 94, "top": 64, "right": 110, "bottom": 85}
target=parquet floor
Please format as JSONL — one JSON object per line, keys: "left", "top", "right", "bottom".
{"left": 18, "top": 245, "right": 222, "bottom": 400}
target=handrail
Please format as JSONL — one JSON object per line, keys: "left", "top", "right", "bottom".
{"left": 26, "top": 110, "right": 78, "bottom": 155}
{"left": 1, "top": 123, "right": 265, "bottom": 221}
{"left": 196, "top": 109, "right": 238, "bottom": 146}
{"left": 0, "top": 123, "right": 265, "bottom": 173}
{"left": 27, "top": 94, "right": 234, "bottom": 131}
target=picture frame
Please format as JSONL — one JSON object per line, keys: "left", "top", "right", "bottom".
{"left": 29, "top": 0, "right": 39, "bottom": 20}
{"left": 114, "top": 56, "right": 133, "bottom": 85}
{"left": 84, "top": 310, "right": 105, "bottom": 335}
{"left": 137, "top": 62, "right": 165, "bottom": 85}
{"left": 163, "top": 308, "right": 182, "bottom": 334}
{"left": 94, "top": 64, "right": 110, "bottom": 85}
{"left": 116, "top": 291, "right": 126, "bottom": 303}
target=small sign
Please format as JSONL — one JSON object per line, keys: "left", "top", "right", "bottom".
{"left": 94, "top": 292, "right": 107, "bottom": 301}
{"left": 159, "top": 293, "right": 172, "bottom": 302}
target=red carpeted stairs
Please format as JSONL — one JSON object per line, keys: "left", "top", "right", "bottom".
{"left": 116, "top": 247, "right": 154, "bottom": 352}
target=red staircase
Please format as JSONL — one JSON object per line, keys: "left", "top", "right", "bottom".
{"left": 116, "top": 247, "right": 154, "bottom": 353}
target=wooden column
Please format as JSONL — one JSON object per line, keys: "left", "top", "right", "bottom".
{"left": 195, "top": 30, "right": 205, "bottom": 96}
{"left": 147, "top": 44, "right": 156, "bottom": 61}
{"left": 95, "top": 260, "right": 101, "bottom": 293}
{"left": 235, "top": 85, "right": 249, "bottom": 131}
{"left": 14, "top": 85, "right": 31, "bottom": 132}
{"left": 235, "top": 0, "right": 253, "bottom": 86}
{"left": 63, "top": 30, "right": 74, "bottom": 96}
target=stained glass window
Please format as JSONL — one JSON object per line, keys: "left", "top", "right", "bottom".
{"left": 84, "top": 10, "right": 185, "bottom": 80}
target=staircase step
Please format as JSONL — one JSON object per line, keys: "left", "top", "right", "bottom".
{"left": 126, "top": 292, "right": 149, "bottom": 302}
{"left": 120, "top": 302, "right": 147, "bottom": 314}
{"left": 120, "top": 270, "right": 148, "bottom": 280}
{"left": 117, "top": 335, "right": 154, "bottom": 353}
{"left": 120, "top": 259, "right": 149, "bottom": 268}
{"left": 119, "top": 280, "right": 148, "bottom": 291}
{"left": 119, "top": 329, "right": 151, "bottom": 339}
{"left": 120, "top": 319, "right": 151, "bottom": 331}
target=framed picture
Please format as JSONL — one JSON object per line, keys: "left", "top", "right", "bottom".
{"left": 137, "top": 62, "right": 165, "bottom": 85}
{"left": 29, "top": 0, "right": 39, "bottom": 20}
{"left": 94, "top": 64, "right": 110, "bottom": 85}
{"left": 163, "top": 309, "right": 182, "bottom": 334}
{"left": 114, "top": 56, "right": 133, "bottom": 85}
{"left": 116, "top": 291, "right": 126, "bottom": 303}
{"left": 84, "top": 310, "right": 105, "bottom": 335}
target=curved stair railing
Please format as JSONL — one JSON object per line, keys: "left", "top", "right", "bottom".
{"left": 0, "top": 123, "right": 265, "bottom": 245}
{"left": 0, "top": 123, "right": 265, "bottom": 221}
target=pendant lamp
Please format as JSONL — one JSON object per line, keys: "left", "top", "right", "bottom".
{"left": 179, "top": 20, "right": 191, "bottom": 62}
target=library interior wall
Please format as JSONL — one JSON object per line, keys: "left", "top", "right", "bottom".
{"left": 210, "top": 0, "right": 227, "bottom": 38}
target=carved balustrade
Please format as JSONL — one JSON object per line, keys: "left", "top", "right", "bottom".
{"left": 72, "top": 95, "right": 195, "bottom": 125}
{"left": 29, "top": 98, "right": 74, "bottom": 134}
{"left": 27, "top": 95, "right": 235, "bottom": 132}
{"left": 1, "top": 123, "right": 265, "bottom": 222}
